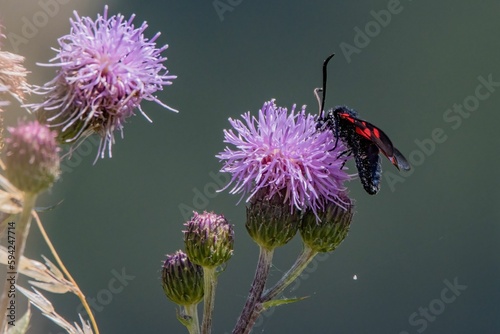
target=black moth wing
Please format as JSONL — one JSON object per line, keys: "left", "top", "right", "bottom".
{"left": 337, "top": 112, "right": 411, "bottom": 171}
{"left": 391, "top": 147, "right": 411, "bottom": 171}
{"left": 328, "top": 109, "right": 382, "bottom": 195}
{"left": 353, "top": 136, "right": 382, "bottom": 195}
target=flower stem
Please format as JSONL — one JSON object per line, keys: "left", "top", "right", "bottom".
{"left": 201, "top": 266, "right": 217, "bottom": 334}
{"left": 0, "top": 192, "right": 37, "bottom": 332}
{"left": 32, "top": 211, "right": 100, "bottom": 334}
{"left": 232, "top": 246, "right": 274, "bottom": 334}
{"left": 261, "top": 245, "right": 317, "bottom": 302}
{"left": 240, "top": 245, "right": 318, "bottom": 332}
{"left": 184, "top": 304, "right": 200, "bottom": 334}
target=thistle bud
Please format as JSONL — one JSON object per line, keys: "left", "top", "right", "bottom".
{"left": 161, "top": 250, "right": 204, "bottom": 306}
{"left": 5, "top": 121, "right": 60, "bottom": 194}
{"left": 300, "top": 197, "right": 354, "bottom": 253}
{"left": 246, "top": 190, "right": 300, "bottom": 250}
{"left": 184, "top": 211, "right": 234, "bottom": 268}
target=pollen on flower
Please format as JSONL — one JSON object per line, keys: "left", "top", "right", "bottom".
{"left": 28, "top": 6, "right": 177, "bottom": 161}
{"left": 217, "top": 99, "right": 352, "bottom": 217}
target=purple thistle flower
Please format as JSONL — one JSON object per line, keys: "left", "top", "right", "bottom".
{"left": 29, "top": 6, "right": 177, "bottom": 160}
{"left": 217, "top": 99, "right": 351, "bottom": 216}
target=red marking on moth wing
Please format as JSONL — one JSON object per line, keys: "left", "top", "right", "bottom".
{"left": 340, "top": 113, "right": 355, "bottom": 123}
{"left": 372, "top": 127, "right": 380, "bottom": 138}
{"left": 355, "top": 126, "right": 372, "bottom": 140}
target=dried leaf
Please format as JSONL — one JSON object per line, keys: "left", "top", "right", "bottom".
{"left": 41, "top": 255, "right": 65, "bottom": 280}
{"left": 18, "top": 286, "right": 92, "bottom": 334}
{"left": 74, "top": 315, "right": 94, "bottom": 334}
{"left": 35, "top": 199, "right": 64, "bottom": 213}
{"left": 28, "top": 280, "right": 72, "bottom": 294}
{"left": 0, "top": 189, "right": 22, "bottom": 215}
{"left": 18, "top": 286, "right": 76, "bottom": 333}
{"left": 0, "top": 246, "right": 75, "bottom": 294}
{"left": 6, "top": 305, "right": 31, "bottom": 334}
{"left": 0, "top": 173, "right": 23, "bottom": 237}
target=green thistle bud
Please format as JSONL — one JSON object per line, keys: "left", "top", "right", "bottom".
{"left": 246, "top": 190, "right": 300, "bottom": 250}
{"left": 300, "top": 196, "right": 354, "bottom": 253}
{"left": 5, "top": 121, "right": 60, "bottom": 194}
{"left": 184, "top": 211, "right": 234, "bottom": 268}
{"left": 161, "top": 250, "right": 204, "bottom": 306}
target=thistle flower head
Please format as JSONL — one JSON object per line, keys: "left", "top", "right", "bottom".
{"left": 161, "top": 250, "right": 204, "bottom": 306}
{"left": 245, "top": 189, "right": 301, "bottom": 250}
{"left": 184, "top": 211, "right": 234, "bottom": 268}
{"left": 300, "top": 194, "right": 354, "bottom": 253}
{"left": 217, "top": 99, "right": 351, "bottom": 217}
{"left": 30, "top": 6, "right": 177, "bottom": 159}
{"left": 4, "top": 120, "right": 60, "bottom": 194}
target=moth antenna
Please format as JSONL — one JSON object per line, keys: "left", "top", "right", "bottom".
{"left": 314, "top": 88, "right": 323, "bottom": 116}
{"left": 320, "top": 53, "right": 336, "bottom": 116}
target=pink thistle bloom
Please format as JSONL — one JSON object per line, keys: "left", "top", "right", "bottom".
{"left": 217, "top": 99, "right": 351, "bottom": 216}
{"left": 29, "top": 6, "right": 177, "bottom": 160}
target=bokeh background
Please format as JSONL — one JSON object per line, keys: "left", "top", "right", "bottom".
{"left": 1, "top": 0, "right": 499, "bottom": 333}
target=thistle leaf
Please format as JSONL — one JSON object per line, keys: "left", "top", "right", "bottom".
{"left": 261, "top": 296, "right": 309, "bottom": 310}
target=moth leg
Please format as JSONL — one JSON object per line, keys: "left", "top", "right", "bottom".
{"left": 337, "top": 149, "right": 351, "bottom": 158}
{"left": 332, "top": 136, "right": 338, "bottom": 151}
{"left": 330, "top": 135, "right": 342, "bottom": 152}
{"left": 337, "top": 150, "right": 352, "bottom": 169}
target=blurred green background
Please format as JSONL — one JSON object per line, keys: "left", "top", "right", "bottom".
{"left": 1, "top": 0, "right": 499, "bottom": 333}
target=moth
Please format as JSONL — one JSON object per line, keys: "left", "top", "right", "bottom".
{"left": 316, "top": 54, "right": 411, "bottom": 194}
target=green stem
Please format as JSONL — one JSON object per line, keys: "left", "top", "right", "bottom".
{"left": 261, "top": 245, "right": 318, "bottom": 302}
{"left": 184, "top": 304, "right": 200, "bottom": 334}
{"left": 201, "top": 267, "right": 217, "bottom": 334}
{"left": 0, "top": 192, "right": 37, "bottom": 332}
{"left": 232, "top": 246, "right": 274, "bottom": 334}
{"left": 240, "top": 245, "right": 318, "bottom": 333}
